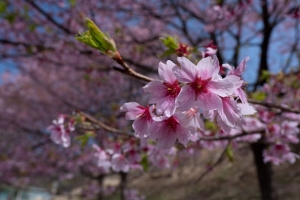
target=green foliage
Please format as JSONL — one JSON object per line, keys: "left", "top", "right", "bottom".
{"left": 5, "top": 12, "right": 16, "bottom": 24}
{"left": 225, "top": 144, "right": 234, "bottom": 163}
{"left": 161, "top": 36, "right": 178, "bottom": 50}
{"left": 76, "top": 18, "right": 117, "bottom": 56}
{"left": 260, "top": 70, "right": 271, "bottom": 82}
{"left": 205, "top": 121, "right": 218, "bottom": 132}
{"left": 140, "top": 154, "right": 149, "bottom": 172}
{"left": 76, "top": 131, "right": 95, "bottom": 146}
{"left": 68, "top": 0, "right": 77, "bottom": 6}
{"left": 0, "top": 2, "right": 7, "bottom": 14}
{"left": 29, "top": 24, "right": 37, "bottom": 32}
{"left": 251, "top": 91, "right": 266, "bottom": 101}
{"left": 159, "top": 49, "right": 176, "bottom": 58}
{"left": 160, "top": 36, "right": 179, "bottom": 58}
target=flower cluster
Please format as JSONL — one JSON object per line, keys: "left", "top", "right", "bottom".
{"left": 47, "top": 114, "right": 75, "bottom": 148}
{"left": 121, "top": 56, "right": 255, "bottom": 149}
{"left": 92, "top": 138, "right": 176, "bottom": 173}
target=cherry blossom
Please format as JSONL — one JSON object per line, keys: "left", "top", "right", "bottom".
{"left": 48, "top": 115, "right": 75, "bottom": 148}
{"left": 111, "top": 154, "right": 130, "bottom": 173}
{"left": 173, "top": 56, "right": 234, "bottom": 111}
{"left": 148, "top": 111, "right": 194, "bottom": 149}
{"left": 120, "top": 103, "right": 154, "bottom": 138}
{"left": 143, "top": 61, "right": 181, "bottom": 117}
{"left": 93, "top": 145, "right": 111, "bottom": 173}
{"left": 263, "top": 143, "right": 299, "bottom": 165}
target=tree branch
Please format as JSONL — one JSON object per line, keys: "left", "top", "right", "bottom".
{"left": 248, "top": 99, "right": 300, "bottom": 114}
{"left": 77, "top": 111, "right": 133, "bottom": 137}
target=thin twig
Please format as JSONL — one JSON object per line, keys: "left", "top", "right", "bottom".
{"left": 77, "top": 111, "right": 133, "bottom": 137}
{"left": 248, "top": 99, "right": 300, "bottom": 114}
{"left": 199, "top": 129, "right": 265, "bottom": 141}
{"left": 113, "top": 53, "right": 154, "bottom": 82}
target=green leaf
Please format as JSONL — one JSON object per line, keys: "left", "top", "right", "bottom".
{"left": 68, "top": 0, "right": 77, "bottom": 6}
{"left": 226, "top": 145, "right": 234, "bottom": 163}
{"left": 29, "top": 24, "right": 37, "bottom": 32}
{"left": 251, "top": 91, "right": 266, "bottom": 101}
{"left": 161, "top": 36, "right": 178, "bottom": 50}
{"left": 0, "top": 2, "right": 7, "bottom": 14}
{"left": 259, "top": 70, "right": 271, "bottom": 82}
{"left": 76, "top": 132, "right": 95, "bottom": 146}
{"left": 159, "top": 49, "right": 176, "bottom": 58}
{"left": 205, "top": 121, "right": 218, "bottom": 132}
{"left": 140, "top": 154, "right": 149, "bottom": 172}
{"left": 76, "top": 18, "right": 117, "bottom": 55}
{"left": 5, "top": 12, "right": 16, "bottom": 24}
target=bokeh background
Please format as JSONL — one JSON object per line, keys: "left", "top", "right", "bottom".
{"left": 0, "top": 0, "right": 300, "bottom": 199}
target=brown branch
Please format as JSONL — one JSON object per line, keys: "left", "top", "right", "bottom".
{"left": 199, "top": 129, "right": 264, "bottom": 141}
{"left": 113, "top": 53, "right": 154, "bottom": 82}
{"left": 77, "top": 111, "right": 133, "bottom": 137}
{"left": 248, "top": 99, "right": 300, "bottom": 114}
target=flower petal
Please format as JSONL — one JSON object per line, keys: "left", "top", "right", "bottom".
{"left": 207, "top": 79, "right": 234, "bottom": 97}
{"left": 174, "top": 57, "right": 198, "bottom": 83}
{"left": 197, "top": 92, "right": 222, "bottom": 110}
{"left": 176, "top": 86, "right": 196, "bottom": 111}
{"left": 197, "top": 56, "right": 220, "bottom": 79}
{"left": 158, "top": 61, "right": 177, "bottom": 83}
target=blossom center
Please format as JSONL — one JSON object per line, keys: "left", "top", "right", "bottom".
{"left": 163, "top": 80, "right": 181, "bottom": 98}
{"left": 164, "top": 116, "right": 180, "bottom": 133}
{"left": 189, "top": 76, "right": 211, "bottom": 98}
{"left": 137, "top": 106, "right": 152, "bottom": 121}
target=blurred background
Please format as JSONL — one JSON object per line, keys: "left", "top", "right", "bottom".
{"left": 0, "top": 0, "right": 300, "bottom": 199}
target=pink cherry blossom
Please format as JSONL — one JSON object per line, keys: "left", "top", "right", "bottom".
{"left": 148, "top": 147, "right": 177, "bottom": 169}
{"left": 223, "top": 57, "right": 249, "bottom": 103}
{"left": 263, "top": 143, "right": 299, "bottom": 165}
{"left": 143, "top": 61, "right": 181, "bottom": 117}
{"left": 120, "top": 102, "right": 154, "bottom": 137}
{"left": 217, "top": 97, "right": 244, "bottom": 128}
{"left": 48, "top": 115, "right": 74, "bottom": 148}
{"left": 184, "top": 107, "right": 204, "bottom": 132}
{"left": 202, "top": 42, "right": 218, "bottom": 58}
{"left": 173, "top": 56, "right": 233, "bottom": 111}
{"left": 148, "top": 112, "right": 193, "bottom": 149}
{"left": 111, "top": 154, "right": 130, "bottom": 173}
{"left": 93, "top": 145, "right": 111, "bottom": 173}
{"left": 280, "top": 121, "right": 299, "bottom": 144}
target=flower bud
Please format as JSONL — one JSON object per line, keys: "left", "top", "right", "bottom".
{"left": 76, "top": 18, "right": 117, "bottom": 57}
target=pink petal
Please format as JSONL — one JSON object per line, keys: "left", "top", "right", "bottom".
{"left": 207, "top": 79, "right": 234, "bottom": 97}
{"left": 156, "top": 133, "right": 177, "bottom": 149}
{"left": 203, "top": 110, "right": 216, "bottom": 121}
{"left": 156, "top": 97, "right": 176, "bottom": 117}
{"left": 197, "top": 92, "right": 222, "bottom": 110}
{"left": 133, "top": 117, "right": 149, "bottom": 138}
{"left": 236, "top": 88, "right": 248, "bottom": 104}
{"left": 225, "top": 75, "right": 243, "bottom": 89}
{"left": 235, "top": 57, "right": 249, "bottom": 76}
{"left": 158, "top": 61, "right": 177, "bottom": 83}
{"left": 120, "top": 102, "right": 143, "bottom": 120}
{"left": 176, "top": 127, "right": 189, "bottom": 146}
{"left": 143, "top": 80, "right": 166, "bottom": 99}
{"left": 148, "top": 121, "right": 165, "bottom": 140}
{"left": 217, "top": 115, "right": 232, "bottom": 133}
{"left": 218, "top": 98, "right": 241, "bottom": 127}
{"left": 238, "top": 103, "right": 256, "bottom": 115}
{"left": 197, "top": 56, "right": 220, "bottom": 79}
{"left": 174, "top": 57, "right": 198, "bottom": 83}
{"left": 176, "top": 86, "right": 197, "bottom": 111}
